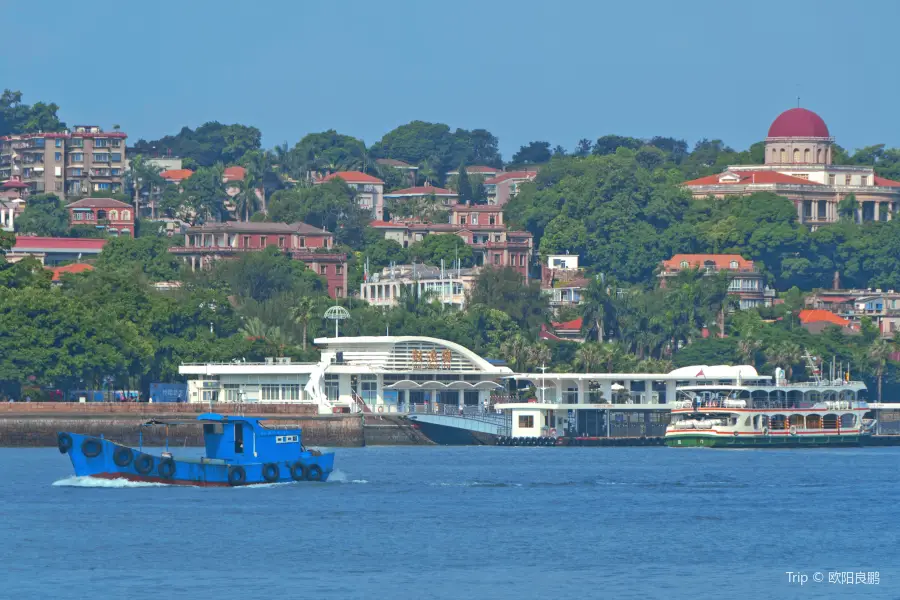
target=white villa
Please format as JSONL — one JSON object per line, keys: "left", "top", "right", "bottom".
{"left": 179, "top": 336, "right": 512, "bottom": 414}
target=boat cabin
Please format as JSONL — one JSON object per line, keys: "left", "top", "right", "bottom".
{"left": 198, "top": 413, "right": 304, "bottom": 463}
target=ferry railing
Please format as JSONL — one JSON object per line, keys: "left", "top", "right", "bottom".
{"left": 405, "top": 403, "right": 510, "bottom": 427}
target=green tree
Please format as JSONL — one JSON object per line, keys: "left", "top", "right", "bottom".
{"left": 468, "top": 267, "right": 548, "bottom": 332}
{"left": 177, "top": 164, "right": 227, "bottom": 224}
{"left": 511, "top": 141, "right": 552, "bottom": 165}
{"left": 456, "top": 164, "right": 473, "bottom": 203}
{"left": 268, "top": 179, "right": 368, "bottom": 248}
{"left": 575, "top": 342, "right": 603, "bottom": 372}
{"left": 837, "top": 193, "right": 859, "bottom": 222}
{"left": 216, "top": 246, "right": 326, "bottom": 304}
{"left": 0, "top": 89, "right": 65, "bottom": 135}
{"left": 94, "top": 236, "right": 181, "bottom": 282}
{"left": 130, "top": 122, "right": 262, "bottom": 167}
{"left": 16, "top": 193, "right": 69, "bottom": 237}
{"left": 290, "top": 297, "right": 316, "bottom": 351}
{"left": 765, "top": 341, "right": 803, "bottom": 380}
{"left": 539, "top": 215, "right": 588, "bottom": 258}
{"left": 867, "top": 339, "right": 894, "bottom": 402}
{"left": 407, "top": 234, "right": 474, "bottom": 268}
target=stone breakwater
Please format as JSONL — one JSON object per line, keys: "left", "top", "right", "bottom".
{"left": 0, "top": 404, "right": 432, "bottom": 447}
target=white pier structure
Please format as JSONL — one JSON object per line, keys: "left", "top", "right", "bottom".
{"left": 497, "top": 365, "right": 766, "bottom": 438}
{"left": 179, "top": 336, "right": 512, "bottom": 414}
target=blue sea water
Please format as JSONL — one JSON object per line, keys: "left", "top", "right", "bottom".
{"left": 2, "top": 446, "right": 899, "bottom": 600}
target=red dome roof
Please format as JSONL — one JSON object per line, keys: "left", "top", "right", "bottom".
{"left": 767, "top": 108, "right": 830, "bottom": 138}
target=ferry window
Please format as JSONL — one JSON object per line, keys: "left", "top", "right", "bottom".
{"left": 518, "top": 415, "right": 534, "bottom": 428}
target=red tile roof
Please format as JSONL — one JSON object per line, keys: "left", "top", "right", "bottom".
{"left": 798, "top": 309, "right": 850, "bottom": 327}
{"left": 47, "top": 263, "right": 94, "bottom": 281}
{"left": 1, "top": 180, "right": 29, "bottom": 189}
{"left": 160, "top": 168, "right": 194, "bottom": 181}
{"left": 384, "top": 185, "right": 457, "bottom": 197}
{"left": 223, "top": 166, "right": 246, "bottom": 182}
{"left": 874, "top": 176, "right": 900, "bottom": 187}
{"left": 13, "top": 236, "right": 108, "bottom": 251}
{"left": 551, "top": 318, "right": 583, "bottom": 330}
{"left": 66, "top": 198, "right": 133, "bottom": 209}
{"left": 484, "top": 171, "right": 537, "bottom": 185}
{"left": 321, "top": 171, "right": 384, "bottom": 184}
{"left": 683, "top": 170, "right": 822, "bottom": 187}
{"left": 767, "top": 108, "right": 830, "bottom": 138}
{"left": 369, "top": 220, "right": 407, "bottom": 228}
{"left": 662, "top": 254, "right": 754, "bottom": 270}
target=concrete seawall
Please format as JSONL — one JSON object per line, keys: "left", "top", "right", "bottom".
{"left": 0, "top": 404, "right": 433, "bottom": 447}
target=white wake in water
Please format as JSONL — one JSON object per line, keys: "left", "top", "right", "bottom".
{"left": 52, "top": 476, "right": 167, "bottom": 488}
{"left": 328, "top": 469, "right": 368, "bottom": 484}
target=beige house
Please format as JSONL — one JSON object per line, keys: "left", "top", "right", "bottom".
{"left": 683, "top": 108, "right": 900, "bottom": 224}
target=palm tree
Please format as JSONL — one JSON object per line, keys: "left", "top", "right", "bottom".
{"left": 290, "top": 297, "right": 316, "bottom": 351}
{"left": 868, "top": 339, "right": 895, "bottom": 402}
{"left": 500, "top": 334, "right": 531, "bottom": 372}
{"left": 240, "top": 316, "right": 268, "bottom": 340}
{"left": 575, "top": 343, "right": 603, "bottom": 373}
{"left": 233, "top": 177, "right": 260, "bottom": 222}
{"left": 737, "top": 337, "right": 762, "bottom": 366}
{"left": 765, "top": 341, "right": 803, "bottom": 380}
{"left": 581, "top": 277, "right": 615, "bottom": 343}
{"left": 527, "top": 343, "right": 552, "bottom": 371}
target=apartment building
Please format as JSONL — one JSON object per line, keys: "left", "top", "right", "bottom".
{"left": 0, "top": 126, "right": 127, "bottom": 199}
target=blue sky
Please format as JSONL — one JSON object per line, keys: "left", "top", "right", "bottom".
{"left": 3, "top": 0, "right": 898, "bottom": 159}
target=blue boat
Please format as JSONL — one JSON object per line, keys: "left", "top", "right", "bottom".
{"left": 57, "top": 413, "right": 335, "bottom": 486}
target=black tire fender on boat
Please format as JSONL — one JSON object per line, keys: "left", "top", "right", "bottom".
{"left": 57, "top": 433, "right": 73, "bottom": 454}
{"left": 81, "top": 438, "right": 102, "bottom": 458}
{"left": 158, "top": 457, "right": 176, "bottom": 479}
{"left": 262, "top": 463, "right": 280, "bottom": 483}
{"left": 306, "top": 464, "right": 323, "bottom": 482}
{"left": 113, "top": 446, "right": 133, "bottom": 467}
{"left": 290, "top": 462, "right": 307, "bottom": 481}
{"left": 134, "top": 454, "right": 154, "bottom": 475}
{"left": 228, "top": 466, "right": 247, "bottom": 486}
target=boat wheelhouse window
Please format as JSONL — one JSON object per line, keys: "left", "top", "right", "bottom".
{"left": 518, "top": 415, "right": 534, "bottom": 428}
{"left": 234, "top": 423, "right": 244, "bottom": 453}
{"left": 203, "top": 423, "right": 224, "bottom": 435}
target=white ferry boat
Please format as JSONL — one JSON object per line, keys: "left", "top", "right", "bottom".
{"left": 666, "top": 357, "right": 872, "bottom": 448}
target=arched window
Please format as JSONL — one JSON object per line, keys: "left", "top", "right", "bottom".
{"left": 120, "top": 228, "right": 130, "bottom": 236}
{"left": 793, "top": 149, "right": 800, "bottom": 163}
{"left": 804, "top": 148, "right": 811, "bottom": 162}
{"left": 680, "top": 260, "right": 689, "bottom": 268}
{"left": 780, "top": 149, "right": 786, "bottom": 162}
{"left": 771, "top": 148, "right": 778, "bottom": 161}
{"left": 729, "top": 260, "right": 738, "bottom": 269}
{"left": 121, "top": 210, "right": 130, "bottom": 221}
{"left": 816, "top": 148, "right": 822, "bottom": 163}
{"left": 97, "top": 209, "right": 107, "bottom": 220}
{"left": 109, "top": 209, "right": 119, "bottom": 220}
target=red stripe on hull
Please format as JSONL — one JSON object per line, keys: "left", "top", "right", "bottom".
{"left": 91, "top": 472, "right": 237, "bottom": 487}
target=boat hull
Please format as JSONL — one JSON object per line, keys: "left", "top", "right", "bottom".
{"left": 665, "top": 433, "right": 862, "bottom": 448}
{"left": 60, "top": 432, "right": 335, "bottom": 485}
